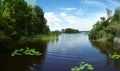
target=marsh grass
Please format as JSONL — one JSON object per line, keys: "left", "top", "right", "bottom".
{"left": 18, "top": 33, "right": 59, "bottom": 43}
{"left": 33, "top": 34, "right": 58, "bottom": 41}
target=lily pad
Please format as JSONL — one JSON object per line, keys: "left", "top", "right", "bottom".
{"left": 71, "top": 62, "right": 94, "bottom": 71}
{"left": 109, "top": 53, "right": 120, "bottom": 59}
{"left": 11, "top": 47, "right": 42, "bottom": 56}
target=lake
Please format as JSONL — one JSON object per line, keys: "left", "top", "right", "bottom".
{"left": 0, "top": 32, "right": 120, "bottom": 71}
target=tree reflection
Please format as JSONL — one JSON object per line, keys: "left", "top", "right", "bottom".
{"left": 0, "top": 41, "right": 47, "bottom": 71}
{"left": 90, "top": 41, "right": 120, "bottom": 68}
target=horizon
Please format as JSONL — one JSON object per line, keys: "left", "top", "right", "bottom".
{"left": 26, "top": 0, "right": 120, "bottom": 31}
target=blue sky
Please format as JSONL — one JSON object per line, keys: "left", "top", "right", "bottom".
{"left": 26, "top": 0, "right": 120, "bottom": 31}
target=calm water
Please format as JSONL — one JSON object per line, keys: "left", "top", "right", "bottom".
{"left": 0, "top": 32, "right": 120, "bottom": 71}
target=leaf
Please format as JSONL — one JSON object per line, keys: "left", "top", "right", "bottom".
{"left": 11, "top": 47, "right": 42, "bottom": 56}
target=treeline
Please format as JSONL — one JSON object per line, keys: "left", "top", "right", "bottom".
{"left": 0, "top": 0, "right": 50, "bottom": 41}
{"left": 89, "top": 7, "right": 120, "bottom": 42}
{"left": 62, "top": 28, "right": 80, "bottom": 33}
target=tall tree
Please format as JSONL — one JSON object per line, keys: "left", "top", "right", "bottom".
{"left": 0, "top": 0, "right": 3, "bottom": 27}
{"left": 34, "top": 6, "right": 50, "bottom": 34}
{"left": 2, "top": 0, "right": 29, "bottom": 40}
{"left": 106, "top": 8, "right": 112, "bottom": 19}
{"left": 0, "top": 0, "right": 50, "bottom": 40}
{"left": 114, "top": 7, "right": 120, "bottom": 21}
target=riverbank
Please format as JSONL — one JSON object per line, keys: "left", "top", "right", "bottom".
{"left": 0, "top": 33, "right": 59, "bottom": 50}
{"left": 18, "top": 33, "right": 59, "bottom": 43}
{"left": 32, "top": 34, "right": 59, "bottom": 41}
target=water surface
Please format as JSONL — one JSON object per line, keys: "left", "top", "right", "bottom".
{"left": 0, "top": 32, "right": 120, "bottom": 71}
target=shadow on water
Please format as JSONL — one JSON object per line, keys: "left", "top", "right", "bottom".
{"left": 0, "top": 41, "right": 48, "bottom": 71}
{"left": 90, "top": 40, "right": 120, "bottom": 68}
{"left": 1, "top": 32, "right": 120, "bottom": 71}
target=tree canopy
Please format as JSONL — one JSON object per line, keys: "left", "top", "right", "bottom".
{"left": 89, "top": 7, "right": 120, "bottom": 42}
{"left": 0, "top": 0, "right": 50, "bottom": 40}
{"left": 62, "top": 28, "right": 80, "bottom": 33}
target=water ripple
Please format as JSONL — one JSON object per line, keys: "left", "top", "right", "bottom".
{"left": 46, "top": 51, "right": 83, "bottom": 61}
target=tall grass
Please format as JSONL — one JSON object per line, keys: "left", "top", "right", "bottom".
{"left": 33, "top": 33, "right": 59, "bottom": 41}
{"left": 18, "top": 33, "right": 59, "bottom": 43}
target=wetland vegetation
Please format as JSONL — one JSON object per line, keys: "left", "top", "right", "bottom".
{"left": 89, "top": 8, "right": 120, "bottom": 43}
{"left": 0, "top": 0, "right": 120, "bottom": 71}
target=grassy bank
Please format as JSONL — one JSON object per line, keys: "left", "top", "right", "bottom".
{"left": 0, "top": 33, "right": 59, "bottom": 47}
{"left": 18, "top": 33, "right": 59, "bottom": 43}
{"left": 33, "top": 34, "right": 59, "bottom": 41}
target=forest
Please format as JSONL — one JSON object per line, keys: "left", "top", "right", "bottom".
{"left": 0, "top": 0, "right": 50, "bottom": 41}
{"left": 62, "top": 28, "right": 80, "bottom": 33}
{"left": 89, "top": 7, "right": 120, "bottom": 42}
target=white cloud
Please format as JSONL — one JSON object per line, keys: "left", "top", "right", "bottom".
{"left": 60, "top": 8, "right": 77, "bottom": 11}
{"left": 25, "top": 0, "right": 37, "bottom": 6}
{"left": 62, "top": 15, "right": 95, "bottom": 31}
{"left": 60, "top": 12, "right": 67, "bottom": 17}
{"left": 61, "top": 11, "right": 107, "bottom": 31}
{"left": 45, "top": 12, "right": 62, "bottom": 31}
{"left": 45, "top": 11, "right": 107, "bottom": 31}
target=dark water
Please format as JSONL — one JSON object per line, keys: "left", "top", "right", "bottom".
{"left": 0, "top": 32, "right": 120, "bottom": 71}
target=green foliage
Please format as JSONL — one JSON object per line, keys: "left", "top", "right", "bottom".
{"left": 62, "top": 28, "right": 80, "bottom": 33}
{"left": 71, "top": 62, "right": 94, "bottom": 71}
{"left": 109, "top": 53, "right": 120, "bottom": 59}
{"left": 32, "top": 33, "right": 59, "bottom": 41}
{"left": 114, "top": 7, "right": 120, "bottom": 21}
{"left": 0, "top": 0, "right": 50, "bottom": 41}
{"left": 11, "top": 47, "right": 42, "bottom": 56}
{"left": 100, "top": 17, "right": 105, "bottom": 21}
{"left": 89, "top": 7, "right": 120, "bottom": 42}
{"left": 51, "top": 30, "right": 61, "bottom": 35}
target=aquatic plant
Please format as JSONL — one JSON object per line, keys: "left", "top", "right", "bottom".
{"left": 71, "top": 62, "right": 94, "bottom": 71}
{"left": 11, "top": 47, "right": 42, "bottom": 56}
{"left": 109, "top": 53, "right": 120, "bottom": 59}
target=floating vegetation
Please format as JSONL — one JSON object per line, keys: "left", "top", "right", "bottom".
{"left": 109, "top": 53, "right": 120, "bottom": 59}
{"left": 11, "top": 47, "right": 42, "bottom": 56}
{"left": 71, "top": 62, "right": 94, "bottom": 71}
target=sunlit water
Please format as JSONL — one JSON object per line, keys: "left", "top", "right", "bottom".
{"left": 0, "top": 32, "right": 120, "bottom": 71}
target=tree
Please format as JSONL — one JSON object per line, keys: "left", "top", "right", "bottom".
{"left": 1, "top": 0, "right": 29, "bottom": 40}
{"left": 100, "top": 17, "right": 105, "bottom": 21}
{"left": 34, "top": 6, "right": 50, "bottom": 34}
{"left": 0, "top": 0, "right": 50, "bottom": 41}
{"left": 89, "top": 7, "right": 120, "bottom": 42}
{"left": 0, "top": 0, "right": 3, "bottom": 29}
{"left": 114, "top": 7, "right": 120, "bottom": 21}
{"left": 62, "top": 28, "right": 80, "bottom": 33}
{"left": 106, "top": 8, "right": 112, "bottom": 19}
